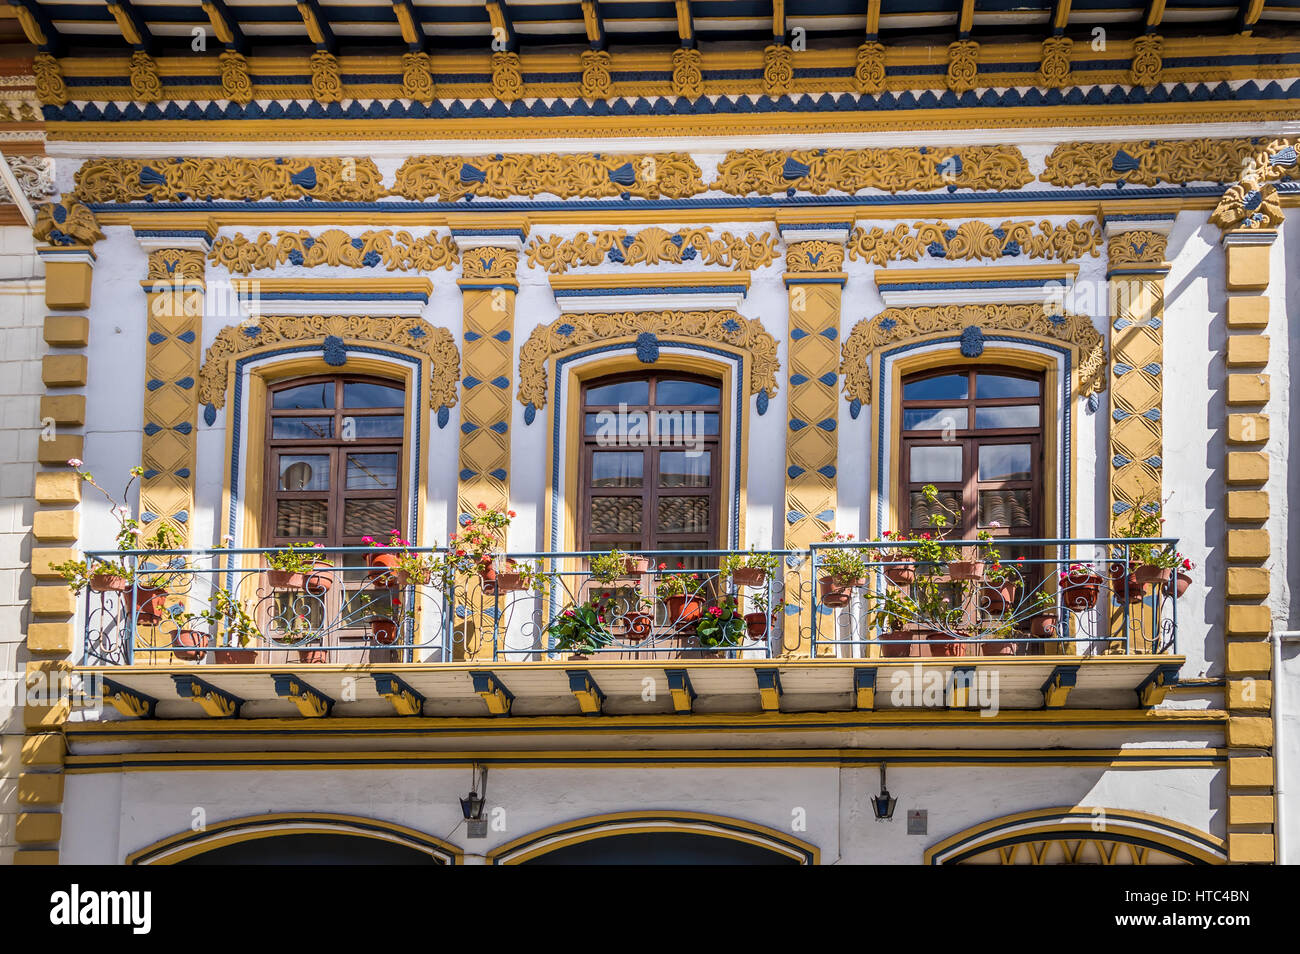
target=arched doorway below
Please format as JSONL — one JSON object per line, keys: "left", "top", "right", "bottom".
{"left": 520, "top": 831, "right": 800, "bottom": 865}
{"left": 175, "top": 832, "right": 444, "bottom": 865}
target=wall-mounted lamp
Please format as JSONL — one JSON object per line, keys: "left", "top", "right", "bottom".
{"left": 460, "top": 763, "right": 487, "bottom": 821}
{"left": 871, "top": 763, "right": 897, "bottom": 821}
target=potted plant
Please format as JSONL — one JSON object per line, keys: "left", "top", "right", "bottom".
{"left": 200, "top": 587, "right": 260, "bottom": 663}
{"left": 744, "top": 588, "right": 784, "bottom": 639}
{"left": 484, "top": 559, "right": 546, "bottom": 596}
{"left": 1108, "top": 558, "right": 1146, "bottom": 605}
{"left": 1162, "top": 555, "right": 1196, "bottom": 598}
{"left": 170, "top": 610, "right": 211, "bottom": 662}
{"left": 869, "top": 590, "right": 919, "bottom": 658}
{"left": 656, "top": 562, "right": 708, "bottom": 625}
{"left": 356, "top": 589, "right": 405, "bottom": 645}
{"left": 722, "top": 549, "right": 779, "bottom": 588}
{"left": 817, "top": 532, "right": 866, "bottom": 607}
{"left": 266, "top": 542, "right": 327, "bottom": 590}
{"left": 980, "top": 621, "right": 1018, "bottom": 656}
{"left": 276, "top": 613, "right": 327, "bottom": 663}
{"left": 980, "top": 560, "right": 1018, "bottom": 614}
{"left": 452, "top": 502, "right": 515, "bottom": 581}
{"left": 1027, "top": 590, "right": 1059, "bottom": 636}
{"left": 878, "top": 530, "right": 917, "bottom": 586}
{"left": 695, "top": 598, "right": 746, "bottom": 656}
{"left": 547, "top": 595, "right": 616, "bottom": 658}
{"left": 1059, "top": 563, "right": 1104, "bottom": 610}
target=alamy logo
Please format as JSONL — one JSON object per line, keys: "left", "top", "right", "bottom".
{"left": 49, "top": 885, "right": 152, "bottom": 935}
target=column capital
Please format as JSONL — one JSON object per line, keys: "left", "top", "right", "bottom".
{"left": 133, "top": 221, "right": 217, "bottom": 255}
{"left": 447, "top": 216, "right": 530, "bottom": 253}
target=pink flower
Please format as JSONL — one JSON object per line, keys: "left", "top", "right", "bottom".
{"left": 67, "top": 458, "right": 83, "bottom": 468}
{"left": 477, "top": 502, "right": 488, "bottom": 511}
{"left": 1182, "top": 558, "right": 1192, "bottom": 570}
{"left": 508, "top": 510, "right": 516, "bottom": 518}
{"left": 657, "top": 563, "right": 667, "bottom": 570}
{"left": 362, "top": 536, "right": 374, "bottom": 544}
{"left": 882, "top": 530, "right": 892, "bottom": 537}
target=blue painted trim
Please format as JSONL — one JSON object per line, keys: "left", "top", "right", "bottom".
{"left": 783, "top": 276, "right": 846, "bottom": 287}
{"left": 244, "top": 291, "right": 430, "bottom": 301}
{"left": 552, "top": 285, "right": 748, "bottom": 296}
{"left": 879, "top": 278, "right": 1071, "bottom": 291}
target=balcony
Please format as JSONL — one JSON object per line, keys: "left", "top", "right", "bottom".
{"left": 72, "top": 539, "right": 1187, "bottom": 718}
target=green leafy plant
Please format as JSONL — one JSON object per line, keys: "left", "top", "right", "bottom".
{"left": 695, "top": 597, "right": 747, "bottom": 648}
{"left": 589, "top": 547, "right": 641, "bottom": 584}
{"left": 266, "top": 542, "right": 327, "bottom": 573}
{"left": 198, "top": 587, "right": 260, "bottom": 647}
{"left": 449, "top": 503, "right": 515, "bottom": 573}
{"left": 654, "top": 562, "right": 708, "bottom": 599}
{"left": 547, "top": 595, "right": 616, "bottom": 654}
{"left": 818, "top": 531, "right": 868, "bottom": 583}
{"left": 720, "top": 549, "right": 780, "bottom": 579}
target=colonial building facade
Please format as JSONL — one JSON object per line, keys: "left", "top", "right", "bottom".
{"left": 0, "top": 1, "right": 1296, "bottom": 865}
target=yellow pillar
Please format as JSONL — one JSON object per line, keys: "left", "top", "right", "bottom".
{"left": 780, "top": 224, "right": 848, "bottom": 657}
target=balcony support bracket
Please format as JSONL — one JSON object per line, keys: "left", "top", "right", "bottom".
{"left": 373, "top": 673, "right": 425, "bottom": 716}
{"left": 1137, "top": 664, "right": 1181, "bottom": 708}
{"left": 471, "top": 670, "right": 513, "bottom": 716}
{"left": 567, "top": 670, "right": 605, "bottom": 715}
{"left": 272, "top": 673, "right": 333, "bottom": 718}
{"left": 666, "top": 669, "right": 695, "bottom": 714}
{"left": 171, "top": 675, "right": 242, "bottom": 718}
{"left": 1041, "top": 665, "right": 1079, "bottom": 709}
{"left": 854, "top": 667, "right": 877, "bottom": 710}
{"left": 756, "top": 667, "right": 783, "bottom": 712}
{"left": 102, "top": 677, "right": 157, "bottom": 718}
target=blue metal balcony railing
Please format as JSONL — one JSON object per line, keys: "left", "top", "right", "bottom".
{"left": 75, "top": 538, "right": 1183, "bottom": 666}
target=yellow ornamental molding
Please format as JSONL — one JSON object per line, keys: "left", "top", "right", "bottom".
{"left": 310, "top": 51, "right": 343, "bottom": 102}
{"left": 848, "top": 219, "right": 1102, "bottom": 265}
{"left": 129, "top": 52, "right": 163, "bottom": 103}
{"left": 147, "top": 249, "right": 206, "bottom": 283}
{"left": 491, "top": 51, "right": 524, "bottom": 102}
{"left": 390, "top": 152, "right": 706, "bottom": 201}
{"left": 210, "top": 229, "right": 458, "bottom": 274}
{"left": 785, "top": 240, "right": 844, "bottom": 273}
{"left": 72, "top": 157, "right": 386, "bottom": 203}
{"left": 1130, "top": 34, "right": 1163, "bottom": 86}
{"left": 197, "top": 315, "right": 460, "bottom": 414}
{"left": 218, "top": 51, "right": 253, "bottom": 104}
{"left": 1039, "top": 36, "right": 1072, "bottom": 88}
{"left": 764, "top": 45, "right": 794, "bottom": 97}
{"left": 711, "top": 146, "right": 1031, "bottom": 196}
{"left": 1039, "top": 138, "right": 1278, "bottom": 187}
{"left": 461, "top": 246, "right": 519, "bottom": 283}
{"left": 854, "top": 41, "right": 886, "bottom": 94}
{"left": 402, "top": 52, "right": 434, "bottom": 100}
{"left": 580, "top": 50, "right": 613, "bottom": 99}
{"left": 946, "top": 40, "right": 980, "bottom": 93}
{"left": 526, "top": 227, "right": 778, "bottom": 274}
{"left": 32, "top": 53, "right": 67, "bottom": 107}
{"left": 1210, "top": 138, "right": 1295, "bottom": 232}
{"left": 840, "top": 303, "right": 1107, "bottom": 405}
{"left": 518, "top": 310, "right": 779, "bottom": 413}
{"left": 33, "top": 199, "right": 103, "bottom": 247}
{"left": 1108, "top": 229, "right": 1169, "bottom": 271}
{"left": 671, "top": 47, "right": 704, "bottom": 98}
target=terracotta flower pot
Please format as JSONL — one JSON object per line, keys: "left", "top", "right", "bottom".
{"left": 172, "top": 628, "right": 210, "bottom": 661}
{"left": 1061, "top": 571, "right": 1103, "bottom": 610}
{"left": 624, "top": 611, "right": 654, "bottom": 641}
{"left": 1109, "top": 563, "right": 1146, "bottom": 604}
{"left": 297, "top": 646, "right": 328, "bottom": 664}
{"left": 1030, "top": 614, "right": 1058, "bottom": 637}
{"left": 127, "top": 587, "right": 168, "bottom": 625}
{"left": 367, "top": 552, "right": 400, "bottom": 570}
{"left": 744, "top": 611, "right": 770, "bottom": 639}
{"left": 267, "top": 569, "right": 304, "bottom": 591}
{"left": 879, "top": 628, "right": 913, "bottom": 658}
{"left": 947, "top": 561, "right": 985, "bottom": 581}
{"left": 883, "top": 564, "right": 916, "bottom": 587}
{"left": 1134, "top": 565, "right": 1172, "bottom": 586}
{"left": 818, "top": 575, "right": 855, "bottom": 608}
{"left": 492, "top": 570, "right": 527, "bottom": 593}
{"left": 981, "top": 639, "right": 1017, "bottom": 656}
{"left": 731, "top": 567, "right": 767, "bottom": 587}
{"left": 90, "top": 572, "right": 128, "bottom": 593}
{"left": 621, "top": 556, "right": 650, "bottom": 576}
{"left": 1162, "top": 572, "right": 1193, "bottom": 598}
{"left": 214, "top": 647, "right": 258, "bottom": 664}
{"left": 303, "top": 561, "right": 334, "bottom": 594}
{"left": 980, "top": 583, "right": 1015, "bottom": 614}
{"left": 663, "top": 595, "right": 704, "bottom": 624}
{"left": 925, "top": 629, "right": 965, "bottom": 657}
{"left": 370, "top": 617, "right": 399, "bottom": 645}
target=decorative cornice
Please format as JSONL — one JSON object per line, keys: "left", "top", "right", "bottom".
{"left": 526, "top": 227, "right": 777, "bottom": 274}
{"left": 840, "top": 303, "right": 1107, "bottom": 405}
{"left": 218, "top": 51, "right": 253, "bottom": 104}
{"left": 401, "top": 51, "right": 434, "bottom": 100}
{"left": 763, "top": 45, "right": 795, "bottom": 97}
{"left": 1039, "top": 137, "right": 1278, "bottom": 188}
{"left": 854, "top": 42, "right": 886, "bottom": 95}
{"left": 711, "top": 146, "right": 1032, "bottom": 196}
{"left": 128, "top": 52, "right": 162, "bottom": 103}
{"left": 310, "top": 51, "right": 343, "bottom": 103}
{"left": 580, "top": 49, "right": 613, "bottom": 100}
{"left": 33, "top": 198, "right": 103, "bottom": 247}
{"left": 146, "top": 248, "right": 205, "bottom": 284}
{"left": 390, "top": 152, "right": 706, "bottom": 201}
{"left": 1210, "top": 138, "right": 1295, "bottom": 232}
{"left": 946, "top": 40, "right": 979, "bottom": 94}
{"left": 1130, "top": 34, "right": 1163, "bottom": 87}
{"left": 0, "top": 156, "right": 55, "bottom": 204}
{"left": 671, "top": 47, "right": 703, "bottom": 99}
{"left": 72, "top": 157, "right": 386, "bottom": 203}
{"left": 848, "top": 219, "right": 1102, "bottom": 265}
{"left": 518, "top": 310, "right": 779, "bottom": 415}
{"left": 1039, "top": 36, "right": 1072, "bottom": 89}
{"left": 491, "top": 51, "right": 524, "bottom": 102}
{"left": 461, "top": 246, "right": 519, "bottom": 283}
{"left": 1107, "top": 229, "right": 1170, "bottom": 273}
{"left": 785, "top": 240, "right": 845, "bottom": 273}
{"left": 197, "top": 315, "right": 460, "bottom": 414}
{"left": 210, "top": 229, "right": 458, "bottom": 274}
{"left": 32, "top": 53, "right": 67, "bottom": 107}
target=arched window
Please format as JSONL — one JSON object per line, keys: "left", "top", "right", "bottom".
{"left": 900, "top": 367, "right": 1044, "bottom": 543}
{"left": 578, "top": 372, "right": 723, "bottom": 555}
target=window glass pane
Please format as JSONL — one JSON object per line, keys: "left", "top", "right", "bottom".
{"left": 978, "top": 443, "right": 1032, "bottom": 481}
{"left": 911, "top": 489, "right": 962, "bottom": 529}
{"left": 275, "top": 499, "right": 328, "bottom": 537}
{"left": 346, "top": 453, "right": 399, "bottom": 491}
{"left": 272, "top": 416, "right": 333, "bottom": 440}
{"left": 343, "top": 498, "right": 398, "bottom": 538}
{"left": 975, "top": 405, "right": 1040, "bottom": 429}
{"left": 592, "top": 452, "right": 643, "bottom": 488}
{"left": 349, "top": 415, "right": 404, "bottom": 439}
{"left": 655, "top": 411, "right": 719, "bottom": 438}
{"left": 343, "top": 381, "right": 404, "bottom": 408}
{"left": 979, "top": 489, "right": 1032, "bottom": 528}
{"left": 656, "top": 496, "right": 711, "bottom": 533}
{"left": 976, "top": 373, "right": 1039, "bottom": 399}
{"left": 908, "top": 445, "right": 962, "bottom": 483}
{"left": 272, "top": 382, "right": 332, "bottom": 410}
{"left": 278, "top": 455, "right": 329, "bottom": 491}
{"left": 658, "top": 452, "right": 711, "bottom": 487}
{"left": 903, "top": 373, "right": 968, "bottom": 401}
{"left": 585, "top": 380, "right": 649, "bottom": 406}
{"left": 656, "top": 379, "right": 721, "bottom": 406}
{"left": 585, "top": 411, "right": 636, "bottom": 438}
{"left": 903, "top": 407, "right": 968, "bottom": 431}
{"left": 591, "top": 497, "right": 643, "bottom": 535}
